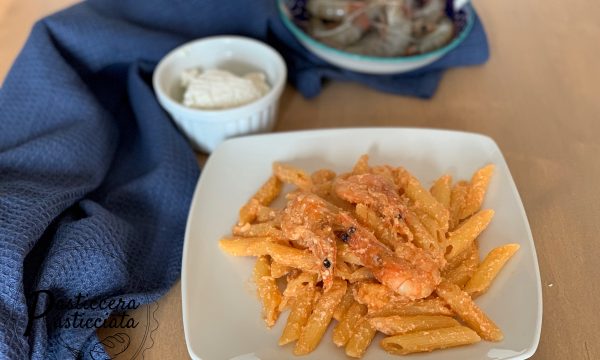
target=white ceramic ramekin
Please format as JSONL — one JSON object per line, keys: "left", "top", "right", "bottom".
{"left": 153, "top": 36, "right": 287, "bottom": 152}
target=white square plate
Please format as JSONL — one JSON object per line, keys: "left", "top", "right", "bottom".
{"left": 182, "top": 128, "right": 542, "bottom": 360}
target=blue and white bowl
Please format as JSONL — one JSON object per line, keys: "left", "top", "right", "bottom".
{"left": 278, "top": 0, "right": 474, "bottom": 74}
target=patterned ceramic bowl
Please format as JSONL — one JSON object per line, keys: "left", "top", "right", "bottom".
{"left": 278, "top": 0, "right": 473, "bottom": 74}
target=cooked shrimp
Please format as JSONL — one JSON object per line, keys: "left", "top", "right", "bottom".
{"left": 409, "top": 0, "right": 446, "bottom": 25}
{"left": 335, "top": 212, "right": 441, "bottom": 300}
{"left": 307, "top": 0, "right": 367, "bottom": 21}
{"left": 417, "top": 17, "right": 453, "bottom": 53}
{"left": 310, "top": 16, "right": 370, "bottom": 48}
{"left": 281, "top": 193, "right": 338, "bottom": 291}
{"left": 334, "top": 173, "right": 413, "bottom": 241}
{"left": 282, "top": 190, "right": 440, "bottom": 298}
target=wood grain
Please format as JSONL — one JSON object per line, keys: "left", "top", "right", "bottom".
{"left": 2, "top": 0, "right": 599, "bottom": 359}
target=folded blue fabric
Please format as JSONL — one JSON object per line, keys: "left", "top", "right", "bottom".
{"left": 0, "top": 1, "right": 489, "bottom": 359}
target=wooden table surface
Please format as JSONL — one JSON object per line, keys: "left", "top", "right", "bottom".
{"left": 2, "top": 0, "right": 599, "bottom": 359}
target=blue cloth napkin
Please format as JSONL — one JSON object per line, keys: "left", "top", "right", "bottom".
{"left": 0, "top": 1, "right": 489, "bottom": 359}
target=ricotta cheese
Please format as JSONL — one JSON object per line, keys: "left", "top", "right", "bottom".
{"left": 181, "top": 68, "right": 270, "bottom": 110}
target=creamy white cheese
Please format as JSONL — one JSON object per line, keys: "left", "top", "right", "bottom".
{"left": 180, "top": 68, "right": 270, "bottom": 110}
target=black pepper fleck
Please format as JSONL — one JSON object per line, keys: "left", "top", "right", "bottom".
{"left": 323, "top": 258, "right": 331, "bottom": 268}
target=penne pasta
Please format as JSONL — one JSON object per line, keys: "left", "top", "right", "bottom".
{"left": 295, "top": 279, "right": 347, "bottom": 355}
{"left": 444, "top": 241, "right": 479, "bottom": 271}
{"left": 370, "top": 165, "right": 397, "bottom": 184}
{"left": 445, "top": 209, "right": 494, "bottom": 261}
{"left": 239, "top": 199, "right": 260, "bottom": 225}
{"left": 370, "top": 165, "right": 400, "bottom": 187}
{"left": 255, "top": 205, "right": 278, "bottom": 222}
{"left": 430, "top": 174, "right": 452, "bottom": 209}
{"left": 392, "top": 167, "right": 411, "bottom": 191}
{"left": 449, "top": 180, "right": 469, "bottom": 230}
{"left": 370, "top": 315, "right": 460, "bottom": 335}
{"left": 345, "top": 317, "right": 377, "bottom": 358}
{"left": 333, "top": 284, "right": 356, "bottom": 321}
{"left": 442, "top": 244, "right": 480, "bottom": 288}
{"left": 333, "top": 301, "right": 367, "bottom": 347}
{"left": 335, "top": 259, "right": 354, "bottom": 280}
{"left": 417, "top": 210, "right": 443, "bottom": 239}
{"left": 279, "top": 282, "right": 317, "bottom": 345}
{"left": 435, "top": 281, "right": 503, "bottom": 341}
{"left": 405, "top": 176, "right": 449, "bottom": 228}
{"left": 218, "top": 237, "right": 271, "bottom": 257}
{"left": 239, "top": 175, "right": 282, "bottom": 223}
{"left": 253, "top": 256, "right": 282, "bottom": 327}
{"left": 311, "top": 168, "right": 336, "bottom": 185}
{"left": 280, "top": 272, "right": 318, "bottom": 310}
{"left": 232, "top": 221, "right": 282, "bottom": 238}
{"left": 460, "top": 164, "right": 495, "bottom": 220}
{"left": 464, "top": 243, "right": 520, "bottom": 297}
{"left": 352, "top": 154, "right": 370, "bottom": 175}
{"left": 368, "top": 298, "right": 453, "bottom": 318}
{"left": 273, "top": 162, "right": 312, "bottom": 190}
{"left": 311, "top": 180, "right": 333, "bottom": 200}
{"left": 266, "top": 242, "right": 319, "bottom": 273}
{"left": 404, "top": 210, "right": 440, "bottom": 255}
{"left": 284, "top": 272, "right": 317, "bottom": 293}
{"left": 271, "top": 261, "right": 292, "bottom": 279}
{"left": 380, "top": 326, "right": 481, "bottom": 355}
